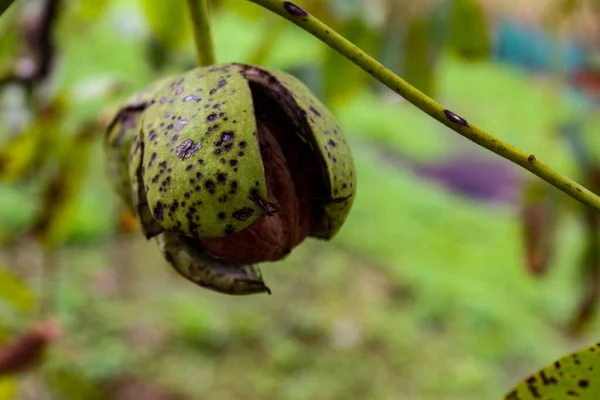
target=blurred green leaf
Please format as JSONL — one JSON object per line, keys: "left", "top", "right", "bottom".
{"left": 57, "top": 13, "right": 152, "bottom": 91}
{"left": 323, "top": 17, "right": 381, "bottom": 105}
{"left": 307, "top": 0, "right": 338, "bottom": 26}
{"left": 0, "top": 377, "right": 17, "bottom": 400}
{"left": 74, "top": 0, "right": 110, "bottom": 22}
{"left": 285, "top": 64, "right": 324, "bottom": 100}
{"left": 544, "top": 0, "right": 579, "bottom": 28}
{"left": 579, "top": 114, "right": 600, "bottom": 169}
{"left": 569, "top": 167, "right": 600, "bottom": 334}
{"left": 0, "top": 266, "right": 35, "bottom": 314}
{"left": 520, "top": 179, "right": 562, "bottom": 277}
{"left": 0, "top": 186, "right": 37, "bottom": 236}
{"left": 0, "top": 321, "right": 12, "bottom": 346}
{"left": 0, "top": 0, "right": 16, "bottom": 19}
{"left": 328, "top": 0, "right": 362, "bottom": 21}
{"left": 0, "top": 20, "right": 19, "bottom": 71}
{"left": 0, "top": 125, "right": 44, "bottom": 183}
{"left": 62, "top": 0, "right": 111, "bottom": 27}
{"left": 248, "top": 17, "right": 286, "bottom": 65}
{"left": 403, "top": 14, "right": 437, "bottom": 96}
{"left": 447, "top": 0, "right": 490, "bottom": 60}
{"left": 35, "top": 129, "right": 95, "bottom": 248}
{"left": 505, "top": 343, "right": 600, "bottom": 399}
{"left": 45, "top": 368, "right": 109, "bottom": 400}
{"left": 377, "top": 4, "right": 402, "bottom": 78}
{"left": 142, "top": 0, "right": 190, "bottom": 49}
{"left": 217, "top": 0, "right": 265, "bottom": 20}
{"left": 212, "top": 9, "right": 324, "bottom": 68}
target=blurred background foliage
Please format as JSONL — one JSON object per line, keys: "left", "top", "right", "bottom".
{"left": 1, "top": 0, "right": 600, "bottom": 398}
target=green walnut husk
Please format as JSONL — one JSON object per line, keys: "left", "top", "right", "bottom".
{"left": 105, "top": 63, "right": 356, "bottom": 295}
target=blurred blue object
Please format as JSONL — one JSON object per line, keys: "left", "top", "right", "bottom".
{"left": 430, "top": 2, "right": 590, "bottom": 73}
{"left": 414, "top": 155, "right": 521, "bottom": 206}
{"left": 375, "top": 144, "right": 521, "bottom": 206}
{"left": 493, "top": 20, "right": 589, "bottom": 73}
{"left": 492, "top": 20, "right": 600, "bottom": 108}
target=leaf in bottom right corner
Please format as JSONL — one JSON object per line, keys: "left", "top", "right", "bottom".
{"left": 504, "top": 343, "right": 600, "bottom": 399}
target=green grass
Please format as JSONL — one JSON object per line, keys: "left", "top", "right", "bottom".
{"left": 32, "top": 143, "right": 591, "bottom": 399}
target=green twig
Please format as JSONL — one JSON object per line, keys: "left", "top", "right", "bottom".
{"left": 247, "top": 0, "right": 600, "bottom": 212}
{"left": 186, "top": 0, "right": 216, "bottom": 66}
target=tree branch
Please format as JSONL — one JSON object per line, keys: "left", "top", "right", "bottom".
{"left": 247, "top": 0, "right": 600, "bottom": 212}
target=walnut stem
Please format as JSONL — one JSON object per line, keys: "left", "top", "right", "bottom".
{"left": 186, "top": 0, "right": 216, "bottom": 67}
